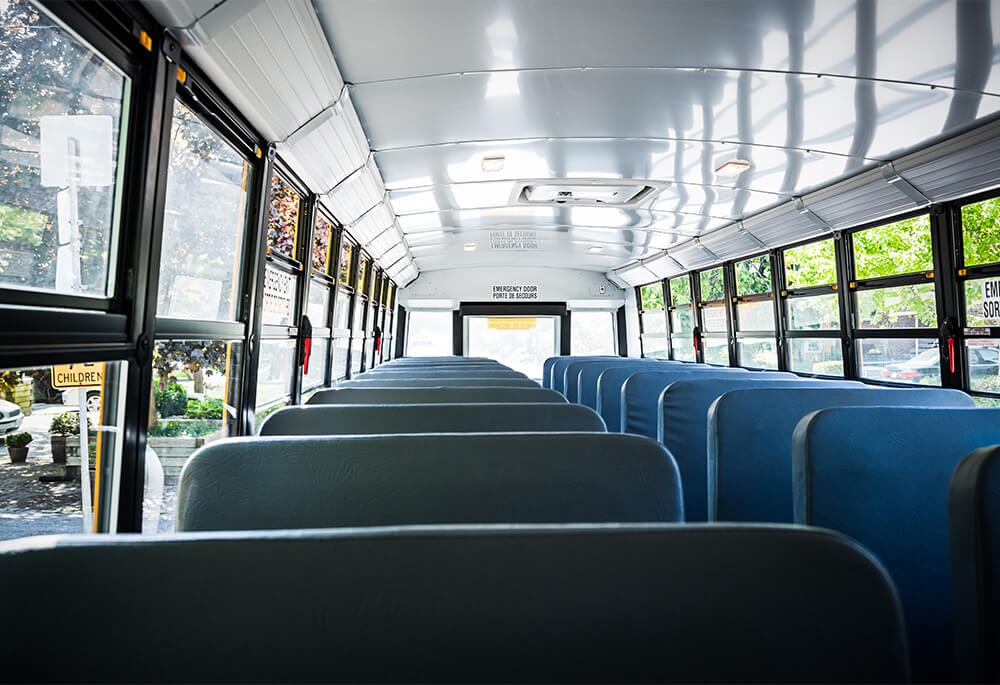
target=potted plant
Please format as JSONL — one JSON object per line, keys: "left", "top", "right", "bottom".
{"left": 3, "top": 432, "right": 33, "bottom": 463}
{"left": 48, "top": 412, "right": 79, "bottom": 464}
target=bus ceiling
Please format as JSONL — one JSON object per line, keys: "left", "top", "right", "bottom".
{"left": 144, "top": 0, "right": 1000, "bottom": 290}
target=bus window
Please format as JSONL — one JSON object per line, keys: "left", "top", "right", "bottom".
{"left": 734, "top": 255, "right": 778, "bottom": 369}
{"left": 0, "top": 361, "right": 125, "bottom": 540}
{"left": 254, "top": 339, "right": 296, "bottom": 431}
{"left": 158, "top": 101, "right": 250, "bottom": 321}
{"left": 406, "top": 311, "right": 453, "bottom": 357}
{"left": 960, "top": 197, "right": 1000, "bottom": 404}
{"left": 783, "top": 238, "right": 843, "bottom": 376}
{"left": 698, "top": 267, "right": 728, "bottom": 366}
{"left": 571, "top": 311, "right": 615, "bottom": 355}
{"left": 638, "top": 283, "right": 667, "bottom": 358}
{"left": 668, "top": 276, "right": 694, "bottom": 361}
{"left": 146, "top": 342, "right": 240, "bottom": 532}
{"left": 0, "top": 0, "right": 129, "bottom": 299}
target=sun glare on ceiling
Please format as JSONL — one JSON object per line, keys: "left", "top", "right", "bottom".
{"left": 482, "top": 155, "right": 505, "bottom": 172}
{"left": 715, "top": 159, "right": 752, "bottom": 177}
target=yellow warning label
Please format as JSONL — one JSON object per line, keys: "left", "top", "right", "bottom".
{"left": 51, "top": 363, "right": 105, "bottom": 389}
{"left": 487, "top": 317, "right": 537, "bottom": 330}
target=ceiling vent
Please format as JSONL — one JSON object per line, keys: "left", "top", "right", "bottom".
{"left": 511, "top": 179, "right": 667, "bottom": 208}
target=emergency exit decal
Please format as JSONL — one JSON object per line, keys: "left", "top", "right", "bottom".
{"left": 492, "top": 284, "right": 539, "bottom": 300}
{"left": 983, "top": 278, "right": 1000, "bottom": 322}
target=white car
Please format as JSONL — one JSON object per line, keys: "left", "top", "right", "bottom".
{"left": 61, "top": 389, "right": 102, "bottom": 413}
{"left": 0, "top": 399, "right": 24, "bottom": 436}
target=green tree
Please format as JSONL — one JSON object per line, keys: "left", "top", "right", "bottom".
{"left": 669, "top": 276, "right": 691, "bottom": 305}
{"left": 735, "top": 255, "right": 771, "bottom": 295}
{"left": 699, "top": 267, "right": 724, "bottom": 301}
{"left": 639, "top": 283, "right": 664, "bottom": 310}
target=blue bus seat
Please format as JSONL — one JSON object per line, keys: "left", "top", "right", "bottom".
{"left": 595, "top": 364, "right": 717, "bottom": 432}
{"left": 659, "top": 377, "right": 855, "bottom": 521}
{"left": 549, "top": 355, "right": 618, "bottom": 395}
{"left": 622, "top": 367, "right": 761, "bottom": 438}
{"left": 709, "top": 387, "right": 973, "bottom": 523}
{"left": 307, "top": 386, "right": 567, "bottom": 405}
{"left": 793, "top": 407, "right": 1000, "bottom": 683}
{"left": 357, "top": 368, "right": 528, "bottom": 379}
{"left": 176, "top": 432, "right": 679, "bottom": 531}
{"left": 949, "top": 445, "right": 1000, "bottom": 683}
{"left": 0, "top": 524, "right": 909, "bottom": 683}
{"left": 576, "top": 359, "right": 666, "bottom": 409}
{"left": 338, "top": 378, "right": 539, "bottom": 388}
{"left": 260, "top": 403, "right": 606, "bottom": 436}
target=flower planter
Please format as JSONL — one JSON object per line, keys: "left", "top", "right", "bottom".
{"left": 50, "top": 436, "right": 69, "bottom": 464}
{"left": 7, "top": 447, "right": 28, "bottom": 463}
{"left": 147, "top": 437, "right": 206, "bottom": 477}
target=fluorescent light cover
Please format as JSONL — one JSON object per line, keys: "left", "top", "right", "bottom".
{"left": 464, "top": 242, "right": 477, "bottom": 251}
{"left": 588, "top": 245, "right": 604, "bottom": 253}
{"left": 715, "top": 159, "right": 752, "bottom": 177}
{"left": 482, "top": 155, "right": 505, "bottom": 172}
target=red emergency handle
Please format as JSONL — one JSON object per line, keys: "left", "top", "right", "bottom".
{"left": 303, "top": 336, "right": 312, "bottom": 375}
{"left": 947, "top": 337, "right": 955, "bottom": 374}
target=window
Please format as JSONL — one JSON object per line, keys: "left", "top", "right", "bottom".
{"left": 698, "top": 267, "right": 729, "bottom": 366}
{"left": 789, "top": 338, "right": 843, "bottom": 376}
{"left": 338, "top": 242, "right": 353, "bottom": 286}
{"left": 850, "top": 214, "right": 939, "bottom": 385}
{"left": 959, "top": 197, "right": 1000, "bottom": 404}
{"left": 302, "top": 339, "right": 328, "bottom": 394}
{"left": 312, "top": 213, "right": 333, "bottom": 275}
{"left": 267, "top": 175, "right": 300, "bottom": 259}
{"left": 158, "top": 101, "right": 250, "bottom": 321}
{"left": 733, "top": 255, "right": 777, "bottom": 369}
{"left": 146, "top": 341, "right": 240, "bottom": 531}
{"left": 308, "top": 283, "right": 330, "bottom": 326}
{"left": 0, "top": 360, "right": 126, "bottom": 540}
{"left": 406, "top": 311, "right": 453, "bottom": 357}
{"left": 784, "top": 238, "right": 837, "bottom": 289}
{"left": 782, "top": 239, "right": 842, "bottom": 375}
{"left": 0, "top": 0, "right": 130, "bottom": 299}
{"left": 571, "top": 311, "right": 615, "bottom": 355}
{"left": 668, "top": 276, "right": 695, "bottom": 361}
{"left": 638, "top": 282, "right": 667, "bottom": 359}
{"left": 255, "top": 339, "right": 295, "bottom": 430}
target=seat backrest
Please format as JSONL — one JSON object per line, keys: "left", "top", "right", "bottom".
{"left": 358, "top": 368, "right": 527, "bottom": 378}
{"left": 949, "top": 445, "right": 1000, "bottom": 683}
{"left": 794, "top": 407, "right": 1000, "bottom": 683}
{"left": 660, "top": 377, "right": 854, "bottom": 521}
{"left": 596, "top": 364, "right": 701, "bottom": 432}
{"left": 0, "top": 524, "right": 909, "bottom": 683}
{"left": 337, "top": 378, "right": 539, "bottom": 388}
{"left": 622, "top": 367, "right": 761, "bottom": 438}
{"left": 176, "top": 432, "right": 679, "bottom": 531}
{"left": 542, "top": 356, "right": 560, "bottom": 388}
{"left": 550, "top": 355, "right": 618, "bottom": 395}
{"left": 307, "top": 386, "right": 567, "bottom": 405}
{"left": 576, "top": 358, "right": 667, "bottom": 409}
{"left": 709, "top": 387, "right": 974, "bottom": 523}
{"left": 260, "top": 403, "right": 606, "bottom": 436}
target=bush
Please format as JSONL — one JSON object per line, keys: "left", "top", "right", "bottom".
{"left": 148, "top": 420, "right": 220, "bottom": 439}
{"left": 154, "top": 382, "right": 188, "bottom": 418}
{"left": 3, "top": 432, "right": 33, "bottom": 448}
{"left": 185, "top": 398, "right": 224, "bottom": 420}
{"left": 811, "top": 360, "right": 844, "bottom": 376}
{"left": 49, "top": 412, "right": 80, "bottom": 436}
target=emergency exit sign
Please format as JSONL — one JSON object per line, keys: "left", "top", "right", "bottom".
{"left": 984, "top": 278, "right": 1000, "bottom": 321}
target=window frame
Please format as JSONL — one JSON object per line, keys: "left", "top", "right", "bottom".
{"left": 636, "top": 281, "right": 668, "bottom": 359}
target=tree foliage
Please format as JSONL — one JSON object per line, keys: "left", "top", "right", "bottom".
{"left": 669, "top": 276, "right": 691, "bottom": 305}
{"left": 699, "top": 267, "right": 724, "bottom": 301}
{"left": 735, "top": 255, "right": 771, "bottom": 295}
{"left": 639, "top": 283, "right": 664, "bottom": 310}
{"left": 784, "top": 238, "right": 836, "bottom": 288}
{"left": 962, "top": 197, "right": 1000, "bottom": 268}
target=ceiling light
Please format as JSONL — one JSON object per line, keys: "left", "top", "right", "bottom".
{"left": 482, "top": 155, "right": 505, "bottom": 172}
{"left": 464, "top": 242, "right": 477, "bottom": 251}
{"left": 588, "top": 245, "right": 604, "bottom": 253}
{"left": 715, "top": 159, "right": 752, "bottom": 177}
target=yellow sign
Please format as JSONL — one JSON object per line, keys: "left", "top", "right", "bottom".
{"left": 487, "top": 317, "right": 537, "bottom": 330}
{"left": 51, "top": 363, "right": 105, "bottom": 389}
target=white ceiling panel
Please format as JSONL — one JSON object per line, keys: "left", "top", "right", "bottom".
{"left": 314, "top": 0, "right": 1000, "bottom": 92}
{"left": 178, "top": 0, "right": 344, "bottom": 141}
{"left": 349, "top": 202, "right": 395, "bottom": 244}
{"left": 323, "top": 156, "right": 385, "bottom": 224}
{"left": 351, "top": 69, "right": 1000, "bottom": 160}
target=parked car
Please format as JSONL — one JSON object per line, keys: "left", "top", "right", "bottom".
{"left": 61, "top": 389, "right": 102, "bottom": 413}
{"left": 0, "top": 399, "right": 24, "bottom": 436}
{"left": 882, "top": 346, "right": 999, "bottom": 381}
